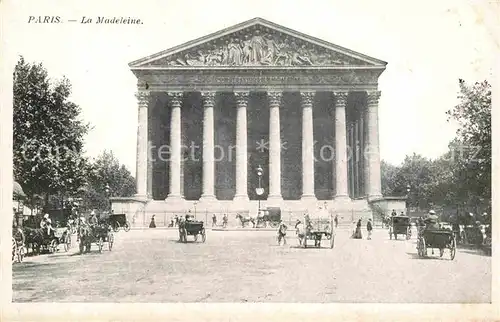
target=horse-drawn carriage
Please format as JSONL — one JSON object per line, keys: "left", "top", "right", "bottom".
{"left": 106, "top": 213, "right": 131, "bottom": 232}
{"left": 79, "top": 224, "right": 114, "bottom": 254}
{"left": 21, "top": 210, "right": 72, "bottom": 254}
{"left": 417, "top": 228, "right": 456, "bottom": 260}
{"left": 178, "top": 217, "right": 206, "bottom": 243}
{"left": 296, "top": 212, "right": 335, "bottom": 249}
{"left": 256, "top": 207, "right": 281, "bottom": 228}
{"left": 389, "top": 215, "right": 411, "bottom": 240}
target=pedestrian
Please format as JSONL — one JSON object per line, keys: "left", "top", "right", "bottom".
{"left": 334, "top": 214, "right": 338, "bottom": 228}
{"left": 212, "top": 214, "right": 217, "bottom": 227}
{"left": 222, "top": 213, "right": 228, "bottom": 228}
{"left": 353, "top": 219, "right": 363, "bottom": 239}
{"left": 277, "top": 220, "right": 287, "bottom": 245}
{"left": 149, "top": 214, "right": 156, "bottom": 228}
{"left": 391, "top": 209, "right": 397, "bottom": 217}
{"left": 367, "top": 218, "right": 373, "bottom": 240}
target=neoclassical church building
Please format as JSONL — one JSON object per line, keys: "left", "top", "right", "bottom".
{"left": 111, "top": 17, "right": 400, "bottom": 225}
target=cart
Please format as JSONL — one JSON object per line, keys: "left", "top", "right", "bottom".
{"left": 108, "top": 213, "right": 131, "bottom": 232}
{"left": 417, "top": 229, "right": 456, "bottom": 260}
{"left": 297, "top": 212, "right": 335, "bottom": 249}
{"left": 79, "top": 224, "right": 114, "bottom": 254}
{"left": 179, "top": 219, "right": 206, "bottom": 243}
{"left": 389, "top": 215, "right": 411, "bottom": 240}
{"left": 257, "top": 207, "right": 281, "bottom": 228}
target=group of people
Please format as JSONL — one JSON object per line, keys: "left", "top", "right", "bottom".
{"left": 351, "top": 218, "right": 373, "bottom": 240}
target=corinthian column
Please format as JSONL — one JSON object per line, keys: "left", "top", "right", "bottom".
{"left": 200, "top": 91, "right": 216, "bottom": 201}
{"left": 234, "top": 91, "right": 249, "bottom": 202}
{"left": 166, "top": 92, "right": 183, "bottom": 200}
{"left": 334, "top": 92, "right": 349, "bottom": 200}
{"left": 135, "top": 90, "right": 149, "bottom": 199}
{"left": 301, "top": 91, "right": 316, "bottom": 201}
{"left": 366, "top": 91, "right": 383, "bottom": 199}
{"left": 267, "top": 91, "right": 282, "bottom": 202}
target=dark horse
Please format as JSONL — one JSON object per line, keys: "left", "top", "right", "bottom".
{"left": 236, "top": 214, "right": 256, "bottom": 228}
{"left": 23, "top": 227, "right": 47, "bottom": 255}
{"left": 78, "top": 225, "right": 93, "bottom": 254}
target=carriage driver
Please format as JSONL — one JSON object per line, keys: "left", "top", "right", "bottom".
{"left": 424, "top": 210, "right": 440, "bottom": 230}
{"left": 88, "top": 211, "right": 99, "bottom": 227}
{"left": 40, "top": 213, "right": 55, "bottom": 237}
{"left": 277, "top": 220, "right": 288, "bottom": 244}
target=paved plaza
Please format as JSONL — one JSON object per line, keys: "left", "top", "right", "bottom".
{"left": 12, "top": 228, "right": 491, "bottom": 303}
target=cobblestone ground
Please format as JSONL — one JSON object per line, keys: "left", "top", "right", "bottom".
{"left": 12, "top": 228, "right": 491, "bottom": 302}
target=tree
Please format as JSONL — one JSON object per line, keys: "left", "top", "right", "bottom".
{"left": 80, "top": 151, "right": 136, "bottom": 211}
{"left": 381, "top": 160, "right": 399, "bottom": 196}
{"left": 446, "top": 79, "right": 491, "bottom": 208}
{"left": 13, "top": 56, "right": 89, "bottom": 208}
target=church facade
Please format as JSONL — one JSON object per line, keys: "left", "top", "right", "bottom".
{"left": 112, "top": 18, "right": 392, "bottom": 225}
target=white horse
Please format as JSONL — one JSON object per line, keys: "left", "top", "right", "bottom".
{"left": 295, "top": 222, "right": 307, "bottom": 246}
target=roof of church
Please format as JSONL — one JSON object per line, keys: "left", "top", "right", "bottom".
{"left": 129, "top": 17, "right": 387, "bottom": 68}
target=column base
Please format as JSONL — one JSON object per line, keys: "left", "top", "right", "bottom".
{"left": 334, "top": 195, "right": 351, "bottom": 202}
{"left": 368, "top": 194, "right": 383, "bottom": 201}
{"left": 300, "top": 194, "right": 317, "bottom": 201}
{"left": 233, "top": 194, "right": 250, "bottom": 202}
{"left": 200, "top": 194, "right": 217, "bottom": 202}
{"left": 165, "top": 194, "right": 184, "bottom": 201}
{"left": 267, "top": 195, "right": 283, "bottom": 201}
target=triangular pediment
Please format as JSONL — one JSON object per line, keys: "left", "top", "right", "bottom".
{"left": 130, "top": 18, "right": 387, "bottom": 68}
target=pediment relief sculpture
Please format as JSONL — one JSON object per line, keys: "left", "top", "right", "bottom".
{"left": 151, "top": 28, "right": 368, "bottom": 67}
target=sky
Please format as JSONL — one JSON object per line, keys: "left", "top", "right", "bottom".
{"left": 2, "top": 0, "right": 498, "bottom": 174}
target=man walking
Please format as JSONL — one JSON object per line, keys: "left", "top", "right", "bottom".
{"left": 367, "top": 218, "right": 373, "bottom": 240}
{"left": 334, "top": 215, "right": 338, "bottom": 228}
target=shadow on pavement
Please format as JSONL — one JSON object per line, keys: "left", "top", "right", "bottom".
{"left": 406, "top": 252, "right": 451, "bottom": 261}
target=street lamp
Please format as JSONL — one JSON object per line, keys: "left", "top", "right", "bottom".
{"left": 406, "top": 184, "right": 411, "bottom": 217}
{"left": 255, "top": 165, "right": 264, "bottom": 214}
{"left": 105, "top": 184, "right": 111, "bottom": 212}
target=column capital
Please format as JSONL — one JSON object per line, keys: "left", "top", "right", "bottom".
{"left": 201, "top": 91, "right": 216, "bottom": 107}
{"left": 267, "top": 91, "right": 282, "bottom": 106}
{"left": 135, "top": 91, "right": 150, "bottom": 108}
{"left": 366, "top": 91, "right": 381, "bottom": 105}
{"left": 234, "top": 91, "right": 249, "bottom": 106}
{"left": 300, "top": 91, "right": 316, "bottom": 106}
{"left": 167, "top": 92, "right": 183, "bottom": 106}
{"left": 334, "top": 91, "right": 349, "bottom": 106}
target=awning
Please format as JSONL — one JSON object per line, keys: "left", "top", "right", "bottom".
{"left": 13, "top": 181, "right": 26, "bottom": 199}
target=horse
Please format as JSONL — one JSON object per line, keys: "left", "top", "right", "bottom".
{"left": 236, "top": 214, "right": 256, "bottom": 228}
{"left": 78, "top": 225, "right": 93, "bottom": 254}
{"left": 295, "top": 222, "right": 307, "bottom": 246}
{"left": 22, "top": 227, "right": 45, "bottom": 255}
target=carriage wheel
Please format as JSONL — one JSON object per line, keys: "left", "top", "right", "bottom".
{"left": 98, "top": 237, "right": 104, "bottom": 253}
{"left": 449, "top": 237, "right": 456, "bottom": 260}
{"left": 194, "top": 233, "right": 198, "bottom": 242}
{"left": 108, "top": 233, "right": 114, "bottom": 251}
{"left": 113, "top": 222, "right": 120, "bottom": 232}
{"left": 201, "top": 229, "right": 206, "bottom": 243}
{"left": 270, "top": 222, "right": 279, "bottom": 228}
{"left": 124, "top": 221, "right": 131, "bottom": 232}
{"left": 406, "top": 229, "right": 411, "bottom": 240}
{"left": 50, "top": 239, "right": 58, "bottom": 253}
{"left": 79, "top": 240, "right": 85, "bottom": 254}
{"left": 12, "top": 239, "right": 17, "bottom": 264}
{"left": 303, "top": 234, "right": 308, "bottom": 248}
{"left": 439, "top": 248, "right": 444, "bottom": 257}
{"left": 64, "top": 234, "right": 71, "bottom": 252}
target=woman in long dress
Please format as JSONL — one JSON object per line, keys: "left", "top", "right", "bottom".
{"left": 354, "top": 219, "right": 363, "bottom": 239}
